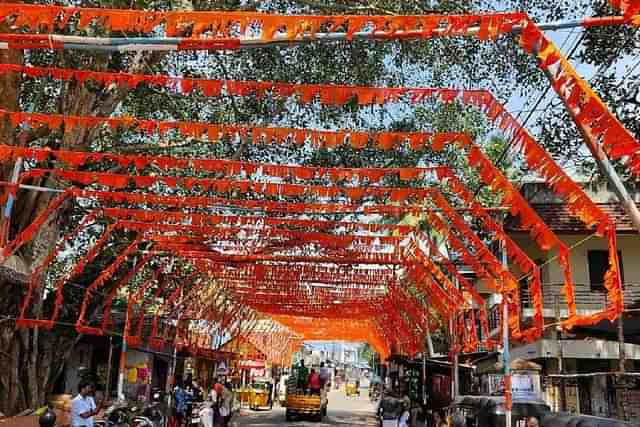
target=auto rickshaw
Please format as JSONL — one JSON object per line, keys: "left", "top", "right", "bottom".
{"left": 541, "top": 413, "right": 637, "bottom": 427}
{"left": 346, "top": 380, "right": 360, "bottom": 397}
{"left": 449, "top": 395, "right": 550, "bottom": 427}
{"left": 249, "top": 380, "right": 273, "bottom": 411}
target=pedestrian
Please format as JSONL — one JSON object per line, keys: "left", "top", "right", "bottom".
{"left": 319, "top": 362, "right": 330, "bottom": 388}
{"left": 219, "top": 382, "right": 234, "bottom": 427}
{"left": 296, "top": 360, "right": 309, "bottom": 392}
{"left": 210, "top": 379, "right": 224, "bottom": 426}
{"left": 71, "top": 381, "right": 102, "bottom": 427}
{"left": 199, "top": 402, "right": 213, "bottom": 427}
{"left": 451, "top": 413, "right": 466, "bottom": 427}
{"left": 307, "top": 369, "right": 322, "bottom": 395}
{"left": 527, "top": 416, "right": 540, "bottom": 427}
{"left": 433, "top": 409, "right": 447, "bottom": 427}
{"left": 398, "top": 400, "right": 410, "bottom": 427}
{"left": 171, "top": 379, "right": 188, "bottom": 427}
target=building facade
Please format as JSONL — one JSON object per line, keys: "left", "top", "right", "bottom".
{"left": 500, "top": 181, "right": 640, "bottom": 423}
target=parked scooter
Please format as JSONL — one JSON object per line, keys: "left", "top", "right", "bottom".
{"left": 131, "top": 390, "right": 167, "bottom": 427}
{"left": 95, "top": 401, "right": 131, "bottom": 427}
{"left": 369, "top": 386, "right": 381, "bottom": 402}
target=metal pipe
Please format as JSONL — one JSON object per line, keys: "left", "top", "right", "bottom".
{"left": 501, "top": 241, "right": 512, "bottom": 427}
{"left": 117, "top": 308, "right": 129, "bottom": 402}
{"left": 144, "top": 251, "right": 405, "bottom": 265}
{"left": 449, "top": 316, "right": 456, "bottom": 400}
{"left": 1, "top": 157, "right": 22, "bottom": 245}
{"left": 105, "top": 335, "right": 114, "bottom": 399}
{"left": 503, "top": 302, "right": 512, "bottom": 427}
{"left": 617, "top": 313, "right": 626, "bottom": 419}
{"left": 0, "top": 15, "right": 634, "bottom": 51}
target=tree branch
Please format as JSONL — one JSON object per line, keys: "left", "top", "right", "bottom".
{"left": 213, "top": 52, "right": 250, "bottom": 161}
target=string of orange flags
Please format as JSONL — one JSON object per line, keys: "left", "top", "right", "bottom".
{"left": 5, "top": 137, "right": 624, "bottom": 342}
{"left": 1, "top": 2, "right": 636, "bottom": 361}
{"left": 0, "top": 5, "right": 637, "bottom": 226}
{"left": 5, "top": 129, "right": 624, "bottom": 336}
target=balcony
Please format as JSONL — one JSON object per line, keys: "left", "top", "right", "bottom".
{"left": 521, "top": 283, "right": 640, "bottom": 318}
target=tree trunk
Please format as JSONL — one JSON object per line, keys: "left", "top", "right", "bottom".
{"left": 0, "top": 46, "right": 157, "bottom": 415}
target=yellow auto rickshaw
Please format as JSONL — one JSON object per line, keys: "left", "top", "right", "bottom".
{"left": 238, "top": 387, "right": 251, "bottom": 407}
{"left": 345, "top": 380, "right": 360, "bottom": 397}
{"left": 249, "top": 380, "right": 273, "bottom": 410}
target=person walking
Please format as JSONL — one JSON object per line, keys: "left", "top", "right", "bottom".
{"left": 71, "top": 381, "right": 102, "bottom": 427}
{"left": 319, "top": 362, "right": 330, "bottom": 388}
{"left": 398, "top": 400, "right": 410, "bottom": 427}
{"left": 219, "top": 382, "right": 234, "bottom": 427}
{"left": 308, "top": 369, "right": 322, "bottom": 395}
{"left": 433, "top": 409, "right": 448, "bottom": 427}
{"left": 296, "top": 360, "right": 309, "bottom": 392}
{"left": 210, "top": 379, "right": 224, "bottom": 427}
{"left": 171, "top": 379, "right": 188, "bottom": 427}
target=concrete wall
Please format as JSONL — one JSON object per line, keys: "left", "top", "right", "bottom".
{"left": 511, "top": 339, "right": 640, "bottom": 361}
{"left": 509, "top": 232, "right": 640, "bottom": 316}
{"left": 64, "top": 342, "right": 93, "bottom": 394}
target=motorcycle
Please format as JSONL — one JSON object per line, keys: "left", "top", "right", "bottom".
{"left": 133, "top": 390, "right": 167, "bottom": 427}
{"left": 369, "top": 386, "right": 381, "bottom": 402}
{"left": 95, "top": 401, "right": 132, "bottom": 427}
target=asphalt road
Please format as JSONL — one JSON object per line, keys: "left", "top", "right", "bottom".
{"left": 232, "top": 388, "right": 378, "bottom": 427}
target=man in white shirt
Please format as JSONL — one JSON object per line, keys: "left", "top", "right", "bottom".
{"left": 71, "top": 381, "right": 101, "bottom": 427}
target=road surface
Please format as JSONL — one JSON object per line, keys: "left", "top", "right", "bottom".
{"left": 232, "top": 388, "right": 378, "bottom": 426}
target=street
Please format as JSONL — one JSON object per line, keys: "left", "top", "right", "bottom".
{"left": 232, "top": 388, "right": 378, "bottom": 427}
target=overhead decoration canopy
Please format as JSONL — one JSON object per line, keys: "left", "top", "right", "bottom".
{"left": 0, "top": 0, "right": 635, "bottom": 368}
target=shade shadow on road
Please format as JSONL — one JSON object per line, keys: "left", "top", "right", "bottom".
{"left": 232, "top": 389, "right": 378, "bottom": 426}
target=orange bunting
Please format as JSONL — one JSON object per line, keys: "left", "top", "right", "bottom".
{"left": 0, "top": 4, "right": 526, "bottom": 40}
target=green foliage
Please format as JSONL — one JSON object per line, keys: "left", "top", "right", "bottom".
{"left": 9, "top": 0, "right": 637, "bottom": 357}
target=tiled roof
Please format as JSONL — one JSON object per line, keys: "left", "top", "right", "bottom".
{"left": 504, "top": 203, "right": 635, "bottom": 233}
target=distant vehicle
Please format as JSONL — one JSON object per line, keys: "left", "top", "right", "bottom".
{"left": 285, "top": 392, "right": 328, "bottom": 422}
{"left": 346, "top": 381, "right": 360, "bottom": 398}
{"left": 249, "top": 379, "right": 273, "bottom": 411}
{"left": 449, "top": 395, "right": 550, "bottom": 427}
{"left": 284, "top": 375, "right": 328, "bottom": 422}
{"left": 541, "top": 413, "right": 637, "bottom": 427}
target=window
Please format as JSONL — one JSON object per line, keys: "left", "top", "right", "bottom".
{"left": 588, "top": 250, "right": 623, "bottom": 291}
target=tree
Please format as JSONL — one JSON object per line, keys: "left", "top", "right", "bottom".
{"left": 0, "top": 0, "right": 625, "bottom": 414}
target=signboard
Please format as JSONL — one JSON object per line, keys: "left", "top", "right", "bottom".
{"left": 483, "top": 373, "right": 540, "bottom": 400}
{"left": 239, "top": 360, "right": 266, "bottom": 369}
{"left": 512, "top": 374, "right": 536, "bottom": 399}
{"left": 565, "top": 385, "right": 580, "bottom": 414}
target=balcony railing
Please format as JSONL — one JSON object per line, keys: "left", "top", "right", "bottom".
{"left": 520, "top": 283, "right": 640, "bottom": 313}
{"left": 481, "top": 285, "right": 640, "bottom": 340}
